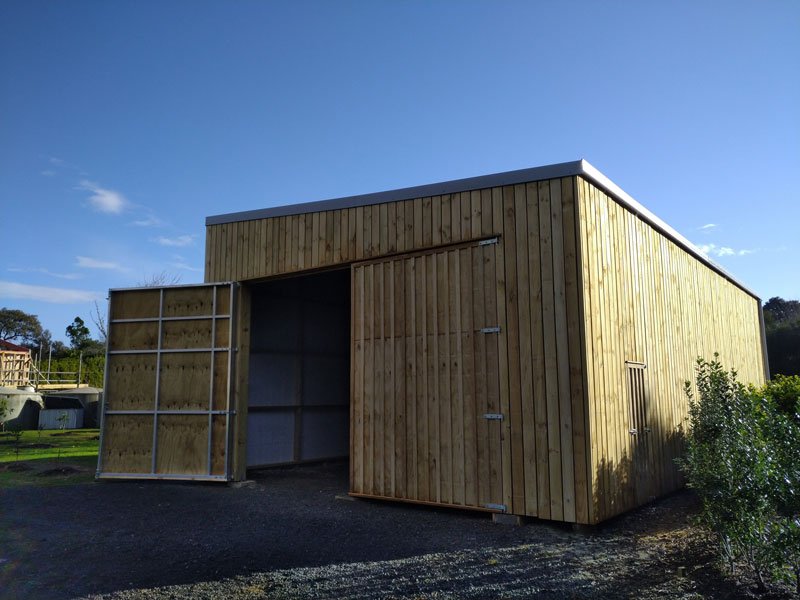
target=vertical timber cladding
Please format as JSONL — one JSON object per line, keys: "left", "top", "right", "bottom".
{"left": 205, "top": 176, "right": 591, "bottom": 523}
{"left": 98, "top": 283, "right": 237, "bottom": 480}
{"left": 576, "top": 177, "right": 766, "bottom": 523}
{"left": 350, "top": 240, "right": 504, "bottom": 511}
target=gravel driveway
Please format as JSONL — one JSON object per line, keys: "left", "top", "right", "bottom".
{"left": 0, "top": 462, "right": 780, "bottom": 599}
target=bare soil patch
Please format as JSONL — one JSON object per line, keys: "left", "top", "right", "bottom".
{"left": 0, "top": 462, "right": 793, "bottom": 600}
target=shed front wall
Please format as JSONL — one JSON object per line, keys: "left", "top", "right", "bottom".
{"left": 576, "top": 177, "right": 767, "bottom": 523}
{"left": 206, "top": 177, "right": 591, "bottom": 523}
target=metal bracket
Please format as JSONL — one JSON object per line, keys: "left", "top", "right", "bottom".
{"left": 483, "top": 413, "right": 504, "bottom": 420}
{"left": 480, "top": 326, "right": 501, "bottom": 334}
{"left": 484, "top": 503, "right": 507, "bottom": 512}
{"left": 478, "top": 237, "right": 499, "bottom": 246}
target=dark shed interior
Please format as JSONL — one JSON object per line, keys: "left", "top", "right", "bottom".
{"left": 246, "top": 268, "right": 351, "bottom": 467}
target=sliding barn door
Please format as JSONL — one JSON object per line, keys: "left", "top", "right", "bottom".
{"left": 97, "top": 283, "right": 237, "bottom": 481}
{"left": 351, "top": 240, "right": 505, "bottom": 511}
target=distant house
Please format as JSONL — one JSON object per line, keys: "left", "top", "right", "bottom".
{"left": 0, "top": 339, "right": 32, "bottom": 388}
{"left": 97, "top": 160, "right": 767, "bottom": 524}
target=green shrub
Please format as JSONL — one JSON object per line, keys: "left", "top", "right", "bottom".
{"left": 681, "top": 356, "right": 800, "bottom": 594}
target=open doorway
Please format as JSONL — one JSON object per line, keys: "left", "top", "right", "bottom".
{"left": 246, "top": 268, "right": 351, "bottom": 468}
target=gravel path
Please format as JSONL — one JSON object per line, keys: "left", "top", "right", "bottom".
{"left": 0, "top": 462, "right": 784, "bottom": 599}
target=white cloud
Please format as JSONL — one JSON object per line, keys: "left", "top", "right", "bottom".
{"left": 155, "top": 234, "right": 195, "bottom": 247}
{"left": 698, "top": 223, "right": 717, "bottom": 231}
{"left": 170, "top": 261, "right": 203, "bottom": 273}
{"left": 696, "top": 243, "right": 755, "bottom": 258}
{"left": 40, "top": 169, "right": 56, "bottom": 177}
{"left": 7, "top": 267, "right": 81, "bottom": 280}
{"left": 76, "top": 256, "right": 127, "bottom": 271}
{"left": 131, "top": 214, "right": 164, "bottom": 227}
{"left": 49, "top": 156, "right": 64, "bottom": 166}
{"left": 78, "top": 180, "right": 129, "bottom": 214}
{"left": 0, "top": 280, "right": 100, "bottom": 304}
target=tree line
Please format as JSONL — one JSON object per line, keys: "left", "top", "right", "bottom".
{"left": 0, "top": 307, "right": 106, "bottom": 387}
{"left": 763, "top": 297, "right": 800, "bottom": 376}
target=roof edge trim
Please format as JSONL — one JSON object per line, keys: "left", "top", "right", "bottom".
{"left": 205, "top": 160, "right": 586, "bottom": 226}
{"left": 205, "top": 159, "right": 759, "bottom": 300}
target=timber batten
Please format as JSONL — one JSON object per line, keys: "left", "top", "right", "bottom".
{"left": 99, "top": 160, "right": 766, "bottom": 525}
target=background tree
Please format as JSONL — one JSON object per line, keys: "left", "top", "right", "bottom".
{"left": 90, "top": 300, "right": 108, "bottom": 344}
{"left": 763, "top": 297, "right": 800, "bottom": 376}
{"left": 138, "top": 271, "right": 181, "bottom": 287}
{"left": 65, "top": 316, "right": 91, "bottom": 352}
{"left": 0, "top": 308, "right": 43, "bottom": 345}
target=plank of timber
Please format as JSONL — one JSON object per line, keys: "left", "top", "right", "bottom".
{"left": 514, "top": 183, "right": 538, "bottom": 517}
{"left": 362, "top": 205, "right": 371, "bottom": 261}
{"left": 526, "top": 181, "right": 550, "bottom": 519}
{"left": 562, "top": 176, "right": 590, "bottom": 524}
{"left": 405, "top": 201, "right": 415, "bottom": 255}
{"left": 356, "top": 206, "right": 364, "bottom": 261}
{"left": 449, "top": 248, "right": 464, "bottom": 505}
{"left": 388, "top": 203, "right": 397, "bottom": 254}
{"left": 539, "top": 179, "right": 564, "bottom": 521}
{"left": 460, "top": 245, "right": 477, "bottom": 507}
{"left": 551, "top": 178, "right": 577, "bottom": 523}
{"left": 422, "top": 197, "right": 432, "bottom": 248}
{"left": 371, "top": 204, "right": 380, "bottom": 259}
{"left": 384, "top": 259, "right": 395, "bottom": 497}
{"left": 395, "top": 201, "right": 406, "bottom": 254}
{"left": 393, "top": 259, "right": 406, "bottom": 498}
{"left": 404, "top": 255, "right": 418, "bottom": 499}
{"left": 451, "top": 192, "right": 461, "bottom": 243}
{"left": 432, "top": 196, "right": 442, "bottom": 247}
{"left": 472, "top": 243, "right": 490, "bottom": 506}
{"left": 460, "top": 191, "right": 471, "bottom": 241}
{"left": 351, "top": 265, "right": 364, "bottom": 493}
{"left": 501, "top": 185, "right": 525, "bottom": 515}
{"left": 373, "top": 262, "right": 384, "bottom": 495}
{"left": 437, "top": 250, "right": 453, "bottom": 504}
{"left": 483, "top": 226, "right": 503, "bottom": 507}
{"left": 471, "top": 190, "right": 482, "bottom": 240}
{"left": 426, "top": 252, "right": 439, "bottom": 502}
{"left": 363, "top": 264, "right": 374, "bottom": 494}
{"left": 481, "top": 188, "right": 493, "bottom": 238}
{"left": 440, "top": 194, "right": 452, "bottom": 244}
{"left": 492, "top": 186, "right": 513, "bottom": 512}
{"left": 415, "top": 254, "right": 429, "bottom": 500}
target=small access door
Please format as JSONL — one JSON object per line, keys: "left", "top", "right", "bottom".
{"left": 350, "top": 239, "right": 505, "bottom": 511}
{"left": 97, "top": 283, "right": 237, "bottom": 481}
{"left": 626, "top": 361, "right": 654, "bottom": 504}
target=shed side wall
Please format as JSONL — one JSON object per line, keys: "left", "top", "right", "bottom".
{"left": 206, "top": 177, "right": 590, "bottom": 523}
{"left": 576, "top": 177, "right": 766, "bottom": 524}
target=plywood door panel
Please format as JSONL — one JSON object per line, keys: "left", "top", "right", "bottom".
{"left": 351, "top": 240, "right": 505, "bottom": 511}
{"left": 98, "top": 283, "right": 237, "bottom": 481}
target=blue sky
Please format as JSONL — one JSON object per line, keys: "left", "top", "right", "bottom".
{"left": 1, "top": 1, "right": 798, "bottom": 343}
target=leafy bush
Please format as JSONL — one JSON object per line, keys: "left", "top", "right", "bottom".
{"left": 40, "top": 354, "right": 105, "bottom": 388}
{"left": 681, "top": 357, "right": 800, "bottom": 593}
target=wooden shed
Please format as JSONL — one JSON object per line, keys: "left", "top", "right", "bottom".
{"left": 97, "top": 159, "right": 768, "bottom": 524}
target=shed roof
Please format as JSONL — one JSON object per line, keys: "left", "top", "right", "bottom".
{"left": 206, "top": 159, "right": 757, "bottom": 299}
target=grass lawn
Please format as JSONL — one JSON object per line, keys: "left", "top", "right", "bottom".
{"left": 0, "top": 429, "right": 99, "bottom": 487}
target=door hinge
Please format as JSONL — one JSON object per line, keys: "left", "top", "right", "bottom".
{"left": 478, "top": 237, "right": 499, "bottom": 246}
{"left": 484, "top": 503, "right": 507, "bottom": 512}
{"left": 480, "top": 326, "right": 501, "bottom": 334}
{"left": 483, "top": 413, "right": 504, "bottom": 420}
